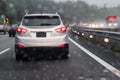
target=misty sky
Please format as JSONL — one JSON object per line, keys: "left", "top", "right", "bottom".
{"left": 83, "top": 0, "right": 120, "bottom": 7}
{"left": 55, "top": 0, "right": 120, "bottom": 7}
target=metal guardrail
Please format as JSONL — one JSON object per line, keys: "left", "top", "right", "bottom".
{"left": 81, "top": 28, "right": 120, "bottom": 40}
{"left": 71, "top": 27, "right": 120, "bottom": 40}
{"left": 70, "top": 27, "right": 120, "bottom": 52}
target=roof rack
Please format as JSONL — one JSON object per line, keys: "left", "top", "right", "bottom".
{"left": 25, "top": 9, "right": 29, "bottom": 15}
{"left": 55, "top": 12, "right": 59, "bottom": 15}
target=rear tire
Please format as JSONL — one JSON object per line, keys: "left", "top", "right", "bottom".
{"left": 13, "top": 35, "right": 15, "bottom": 37}
{"left": 4, "top": 31, "right": 6, "bottom": 34}
{"left": 15, "top": 54, "right": 22, "bottom": 61}
{"left": 9, "top": 34, "right": 11, "bottom": 37}
{"left": 61, "top": 44, "right": 69, "bottom": 59}
{"left": 15, "top": 46, "right": 23, "bottom": 61}
{"left": 15, "top": 46, "right": 29, "bottom": 61}
{"left": 62, "top": 53, "right": 69, "bottom": 59}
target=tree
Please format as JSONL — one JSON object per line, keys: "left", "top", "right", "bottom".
{"left": 2, "top": 0, "right": 112, "bottom": 24}
{"left": 0, "top": 0, "right": 6, "bottom": 14}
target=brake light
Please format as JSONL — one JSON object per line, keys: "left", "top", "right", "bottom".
{"left": 16, "top": 27, "right": 27, "bottom": 33}
{"left": 59, "top": 44, "right": 65, "bottom": 47}
{"left": 17, "top": 44, "right": 24, "bottom": 49}
{"left": 9, "top": 27, "right": 12, "bottom": 30}
{"left": 55, "top": 27, "right": 67, "bottom": 33}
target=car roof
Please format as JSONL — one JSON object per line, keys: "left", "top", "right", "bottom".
{"left": 25, "top": 13, "right": 59, "bottom": 17}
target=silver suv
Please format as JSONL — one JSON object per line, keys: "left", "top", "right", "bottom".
{"left": 15, "top": 13, "right": 69, "bottom": 60}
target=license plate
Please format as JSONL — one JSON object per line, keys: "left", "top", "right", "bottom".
{"left": 36, "top": 32, "right": 46, "bottom": 37}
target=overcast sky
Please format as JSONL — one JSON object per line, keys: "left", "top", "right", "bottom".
{"left": 83, "top": 0, "right": 120, "bottom": 7}
{"left": 55, "top": 0, "right": 120, "bottom": 7}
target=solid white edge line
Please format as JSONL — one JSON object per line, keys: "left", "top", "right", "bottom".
{"left": 69, "top": 37, "right": 120, "bottom": 78}
{"left": 0, "top": 48, "right": 11, "bottom": 55}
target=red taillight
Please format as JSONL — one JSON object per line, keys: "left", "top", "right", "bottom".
{"left": 55, "top": 27, "right": 67, "bottom": 33}
{"left": 9, "top": 27, "right": 12, "bottom": 30}
{"left": 18, "top": 44, "right": 24, "bottom": 49}
{"left": 59, "top": 44, "right": 65, "bottom": 47}
{"left": 106, "top": 16, "right": 117, "bottom": 21}
{"left": 16, "top": 27, "right": 27, "bottom": 33}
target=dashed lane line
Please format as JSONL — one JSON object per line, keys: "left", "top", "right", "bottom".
{"left": 0, "top": 48, "right": 11, "bottom": 55}
{"left": 69, "top": 37, "right": 120, "bottom": 78}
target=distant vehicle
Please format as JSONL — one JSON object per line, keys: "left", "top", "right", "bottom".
{"left": 8, "top": 24, "right": 18, "bottom": 37}
{"left": 15, "top": 13, "right": 69, "bottom": 60}
{"left": 106, "top": 16, "right": 120, "bottom": 29}
{"left": 0, "top": 22, "right": 6, "bottom": 34}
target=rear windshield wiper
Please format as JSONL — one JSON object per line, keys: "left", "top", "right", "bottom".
{"left": 40, "top": 23, "right": 54, "bottom": 26}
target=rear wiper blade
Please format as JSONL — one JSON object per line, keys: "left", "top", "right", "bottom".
{"left": 40, "top": 23, "right": 54, "bottom": 26}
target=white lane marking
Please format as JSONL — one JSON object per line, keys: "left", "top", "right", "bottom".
{"left": 69, "top": 37, "right": 120, "bottom": 78}
{"left": 0, "top": 48, "right": 11, "bottom": 55}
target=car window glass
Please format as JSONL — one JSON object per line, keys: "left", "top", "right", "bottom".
{"left": 22, "top": 16, "right": 60, "bottom": 26}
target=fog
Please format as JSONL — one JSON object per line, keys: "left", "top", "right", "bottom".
{"left": 55, "top": 0, "right": 120, "bottom": 7}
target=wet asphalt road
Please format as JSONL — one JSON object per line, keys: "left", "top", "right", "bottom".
{"left": 0, "top": 33, "right": 120, "bottom": 80}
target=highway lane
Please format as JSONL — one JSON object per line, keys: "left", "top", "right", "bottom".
{"left": 0, "top": 34, "right": 13, "bottom": 51}
{"left": 0, "top": 34, "right": 120, "bottom": 80}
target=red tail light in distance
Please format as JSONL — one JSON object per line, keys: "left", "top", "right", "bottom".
{"left": 9, "top": 27, "right": 12, "bottom": 30}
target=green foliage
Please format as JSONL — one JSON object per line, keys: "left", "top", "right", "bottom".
{"left": 1, "top": 0, "right": 119, "bottom": 24}
{"left": 0, "top": 0, "right": 6, "bottom": 14}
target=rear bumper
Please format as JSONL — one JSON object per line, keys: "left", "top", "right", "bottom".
{"left": 15, "top": 44, "right": 69, "bottom": 56}
{"left": 15, "top": 35, "right": 68, "bottom": 47}
{"left": 8, "top": 30, "right": 16, "bottom": 35}
{"left": 15, "top": 44, "right": 68, "bottom": 49}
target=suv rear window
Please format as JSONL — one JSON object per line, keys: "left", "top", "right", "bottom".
{"left": 22, "top": 16, "right": 60, "bottom": 26}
